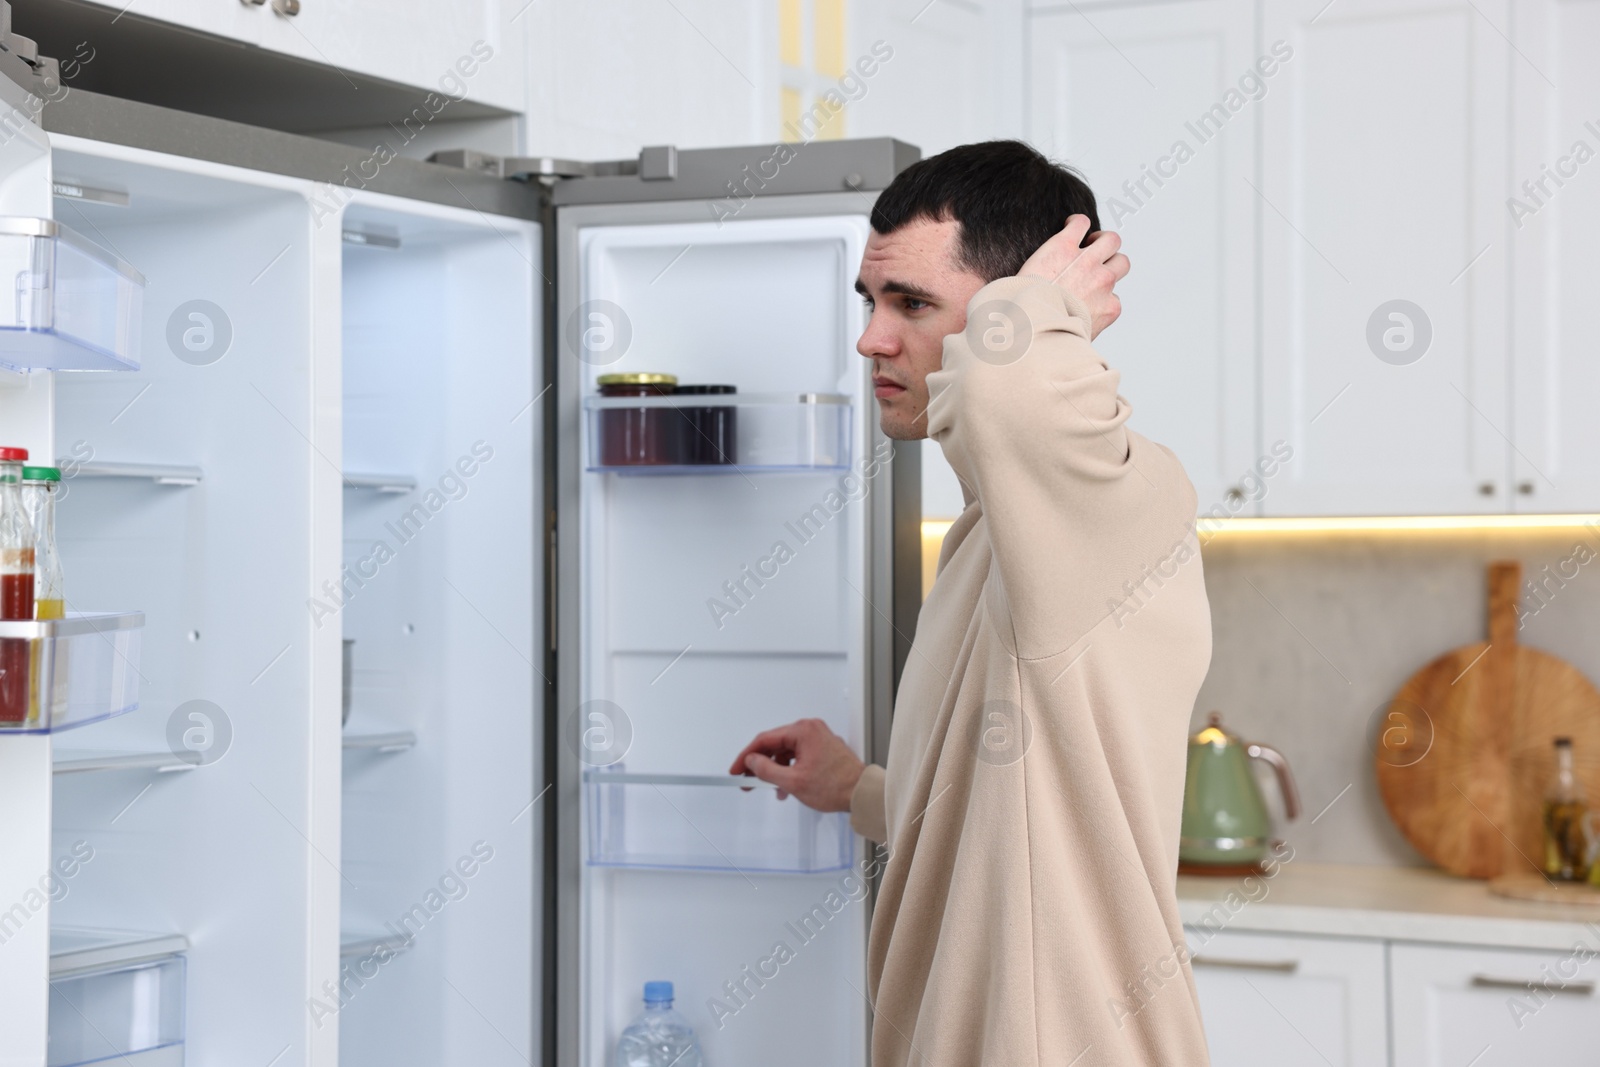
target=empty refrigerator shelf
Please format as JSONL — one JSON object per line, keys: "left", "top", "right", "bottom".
{"left": 342, "top": 730, "right": 417, "bottom": 754}
{"left": 52, "top": 750, "right": 196, "bottom": 775}
{"left": 342, "top": 472, "right": 417, "bottom": 493}
{"left": 340, "top": 931, "right": 413, "bottom": 960}
{"left": 0, "top": 612, "right": 143, "bottom": 734}
{"left": 0, "top": 217, "right": 145, "bottom": 372}
{"left": 74, "top": 462, "right": 202, "bottom": 486}
{"left": 584, "top": 767, "right": 853, "bottom": 874}
{"left": 584, "top": 392, "right": 852, "bottom": 473}
{"left": 50, "top": 927, "right": 187, "bottom": 1067}
{"left": 51, "top": 928, "right": 190, "bottom": 978}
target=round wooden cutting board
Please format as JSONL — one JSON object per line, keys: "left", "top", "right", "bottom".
{"left": 1375, "top": 562, "right": 1600, "bottom": 880}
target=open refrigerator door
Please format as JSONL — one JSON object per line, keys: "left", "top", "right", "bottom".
{"left": 551, "top": 142, "right": 922, "bottom": 1067}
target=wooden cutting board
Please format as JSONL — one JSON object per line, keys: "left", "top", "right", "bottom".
{"left": 1375, "top": 561, "right": 1600, "bottom": 880}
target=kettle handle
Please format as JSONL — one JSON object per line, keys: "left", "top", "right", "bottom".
{"left": 1246, "top": 742, "right": 1301, "bottom": 821}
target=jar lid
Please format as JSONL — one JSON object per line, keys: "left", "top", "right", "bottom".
{"left": 597, "top": 373, "right": 678, "bottom": 386}
{"left": 0, "top": 447, "right": 28, "bottom": 462}
{"left": 22, "top": 466, "right": 60, "bottom": 482}
{"left": 676, "top": 384, "right": 736, "bottom": 395}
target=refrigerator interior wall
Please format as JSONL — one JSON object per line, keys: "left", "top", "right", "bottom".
{"left": 44, "top": 138, "right": 320, "bottom": 1063}
{"left": 339, "top": 196, "right": 539, "bottom": 1067}
{"left": 576, "top": 213, "right": 874, "bottom": 1067}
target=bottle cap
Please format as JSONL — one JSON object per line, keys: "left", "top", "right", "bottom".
{"left": 1555, "top": 736, "right": 1573, "bottom": 747}
{"left": 643, "top": 981, "right": 674, "bottom": 1004}
{"left": 0, "top": 447, "right": 28, "bottom": 462}
{"left": 21, "top": 466, "right": 59, "bottom": 482}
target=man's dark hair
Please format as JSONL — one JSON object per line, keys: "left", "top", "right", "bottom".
{"left": 869, "top": 140, "right": 1100, "bottom": 282}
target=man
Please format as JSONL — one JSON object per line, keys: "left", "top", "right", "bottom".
{"left": 731, "top": 140, "right": 1213, "bottom": 1065}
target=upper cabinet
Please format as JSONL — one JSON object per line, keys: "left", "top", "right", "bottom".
{"left": 1508, "top": 0, "right": 1600, "bottom": 514}
{"left": 67, "top": 0, "right": 525, "bottom": 112}
{"left": 1259, "top": 0, "right": 1511, "bottom": 515}
{"left": 1028, "top": 0, "right": 1258, "bottom": 513}
{"left": 1022, "top": 0, "right": 1600, "bottom": 518}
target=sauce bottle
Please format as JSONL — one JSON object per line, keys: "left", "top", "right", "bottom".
{"left": 1542, "top": 737, "right": 1589, "bottom": 881}
{"left": 0, "top": 446, "right": 33, "bottom": 723}
{"left": 23, "top": 467, "right": 64, "bottom": 724}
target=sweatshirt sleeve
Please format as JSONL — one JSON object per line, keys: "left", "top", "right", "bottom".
{"left": 849, "top": 763, "right": 888, "bottom": 844}
{"left": 925, "top": 275, "right": 1199, "bottom": 662}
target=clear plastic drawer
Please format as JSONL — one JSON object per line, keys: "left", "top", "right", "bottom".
{"left": 0, "top": 217, "right": 146, "bottom": 371}
{"left": 50, "top": 928, "right": 187, "bottom": 1067}
{"left": 0, "top": 612, "right": 143, "bottom": 733}
{"left": 584, "top": 393, "right": 852, "bottom": 473}
{"left": 585, "top": 768, "right": 853, "bottom": 874}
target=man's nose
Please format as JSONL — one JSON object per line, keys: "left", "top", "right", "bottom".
{"left": 857, "top": 313, "right": 898, "bottom": 360}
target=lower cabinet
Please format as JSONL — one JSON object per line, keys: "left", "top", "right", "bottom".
{"left": 1390, "top": 943, "right": 1600, "bottom": 1066}
{"left": 1184, "top": 928, "right": 1388, "bottom": 1066}
{"left": 1187, "top": 928, "right": 1600, "bottom": 1066}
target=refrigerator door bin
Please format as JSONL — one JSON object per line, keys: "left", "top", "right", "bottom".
{"left": 584, "top": 394, "right": 851, "bottom": 473}
{"left": 0, "top": 218, "right": 145, "bottom": 372}
{"left": 0, "top": 611, "right": 143, "bottom": 733}
{"left": 49, "top": 928, "right": 187, "bottom": 1067}
{"left": 584, "top": 768, "right": 853, "bottom": 873}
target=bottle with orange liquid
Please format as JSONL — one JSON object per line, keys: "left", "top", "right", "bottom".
{"left": 24, "top": 466, "right": 64, "bottom": 724}
{"left": 0, "top": 446, "right": 34, "bottom": 724}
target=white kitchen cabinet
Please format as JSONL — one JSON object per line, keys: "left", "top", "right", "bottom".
{"left": 1508, "top": 0, "right": 1600, "bottom": 513}
{"left": 1027, "top": 0, "right": 1259, "bottom": 513}
{"left": 1184, "top": 927, "right": 1389, "bottom": 1066}
{"left": 1391, "top": 942, "right": 1600, "bottom": 1066}
{"left": 78, "top": 0, "right": 525, "bottom": 112}
{"left": 1258, "top": 0, "right": 1512, "bottom": 515}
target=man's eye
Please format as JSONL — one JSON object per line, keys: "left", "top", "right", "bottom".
{"left": 904, "top": 298, "right": 928, "bottom": 311}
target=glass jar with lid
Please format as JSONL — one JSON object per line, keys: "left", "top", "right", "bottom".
{"left": 597, "top": 373, "right": 680, "bottom": 466}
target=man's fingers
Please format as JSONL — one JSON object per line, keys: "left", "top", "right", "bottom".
{"left": 1079, "top": 228, "right": 1121, "bottom": 264}
{"left": 744, "top": 752, "right": 801, "bottom": 793}
{"left": 1061, "top": 214, "right": 1094, "bottom": 247}
{"left": 727, "top": 723, "right": 802, "bottom": 774}
{"left": 1107, "top": 252, "right": 1131, "bottom": 282}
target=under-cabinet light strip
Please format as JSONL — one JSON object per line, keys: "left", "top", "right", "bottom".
{"left": 922, "top": 515, "right": 1600, "bottom": 540}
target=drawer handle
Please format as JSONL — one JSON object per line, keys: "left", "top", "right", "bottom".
{"left": 1470, "top": 975, "right": 1595, "bottom": 995}
{"left": 1190, "top": 956, "right": 1299, "bottom": 974}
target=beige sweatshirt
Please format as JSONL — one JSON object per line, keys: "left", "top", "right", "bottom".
{"left": 849, "top": 275, "right": 1213, "bottom": 1066}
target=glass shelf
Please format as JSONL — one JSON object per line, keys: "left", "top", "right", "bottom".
{"left": 340, "top": 930, "right": 413, "bottom": 960}
{"left": 585, "top": 768, "right": 853, "bottom": 874}
{"left": 75, "top": 462, "right": 202, "bottom": 487}
{"left": 50, "top": 927, "right": 187, "bottom": 1067}
{"left": 583, "top": 392, "right": 851, "bottom": 474}
{"left": 0, "top": 612, "right": 143, "bottom": 734}
{"left": 53, "top": 750, "right": 194, "bottom": 776}
{"left": 343, "top": 472, "right": 416, "bottom": 493}
{"left": 0, "top": 218, "right": 145, "bottom": 372}
{"left": 342, "top": 730, "right": 417, "bottom": 754}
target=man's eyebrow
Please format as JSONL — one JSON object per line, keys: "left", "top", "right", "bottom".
{"left": 854, "top": 277, "right": 938, "bottom": 301}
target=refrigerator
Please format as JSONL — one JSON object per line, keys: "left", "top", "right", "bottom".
{"left": 0, "top": 53, "right": 922, "bottom": 1067}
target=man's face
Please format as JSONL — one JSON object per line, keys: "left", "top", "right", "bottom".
{"left": 855, "top": 217, "right": 989, "bottom": 440}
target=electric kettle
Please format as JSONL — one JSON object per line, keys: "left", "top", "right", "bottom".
{"left": 1179, "top": 712, "right": 1301, "bottom": 872}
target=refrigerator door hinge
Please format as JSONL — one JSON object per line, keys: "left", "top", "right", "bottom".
{"left": 428, "top": 146, "right": 681, "bottom": 186}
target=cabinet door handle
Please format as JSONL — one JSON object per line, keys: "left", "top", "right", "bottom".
{"left": 1470, "top": 975, "right": 1595, "bottom": 995}
{"left": 1190, "top": 956, "right": 1299, "bottom": 974}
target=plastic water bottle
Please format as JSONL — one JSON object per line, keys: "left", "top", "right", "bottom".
{"left": 614, "top": 981, "right": 705, "bottom": 1067}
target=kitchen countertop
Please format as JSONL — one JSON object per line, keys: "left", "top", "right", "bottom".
{"left": 1176, "top": 862, "right": 1600, "bottom": 952}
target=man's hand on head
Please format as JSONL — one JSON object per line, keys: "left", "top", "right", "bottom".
{"left": 728, "top": 718, "right": 865, "bottom": 813}
{"left": 1017, "top": 214, "right": 1131, "bottom": 340}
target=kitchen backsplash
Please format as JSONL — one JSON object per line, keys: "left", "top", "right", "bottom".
{"left": 1194, "top": 528, "right": 1600, "bottom": 868}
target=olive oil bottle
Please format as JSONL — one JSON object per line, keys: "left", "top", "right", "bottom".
{"left": 1542, "top": 737, "right": 1589, "bottom": 882}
